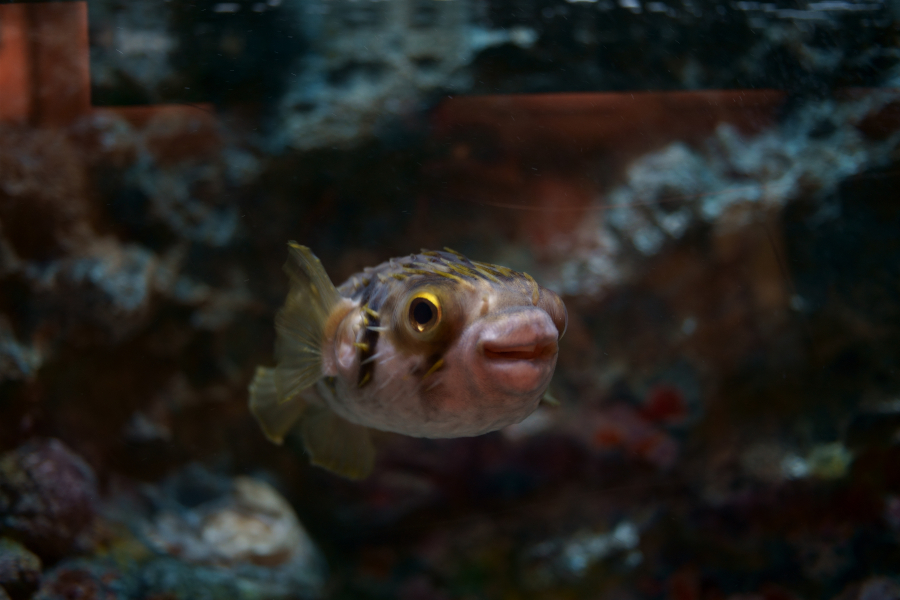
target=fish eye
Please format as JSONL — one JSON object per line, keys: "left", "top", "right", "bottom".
{"left": 408, "top": 293, "right": 441, "bottom": 333}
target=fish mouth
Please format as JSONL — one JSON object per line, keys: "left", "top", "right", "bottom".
{"left": 465, "top": 307, "right": 560, "bottom": 396}
{"left": 482, "top": 340, "right": 558, "bottom": 361}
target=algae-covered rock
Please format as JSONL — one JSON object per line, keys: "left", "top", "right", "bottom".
{"left": 0, "top": 439, "right": 98, "bottom": 560}
{"left": 34, "top": 468, "right": 326, "bottom": 600}
{"left": 144, "top": 474, "right": 320, "bottom": 569}
{"left": 33, "top": 561, "right": 131, "bottom": 600}
{"left": 36, "top": 555, "right": 324, "bottom": 600}
{"left": 0, "top": 538, "right": 41, "bottom": 600}
{"left": 835, "top": 577, "right": 900, "bottom": 600}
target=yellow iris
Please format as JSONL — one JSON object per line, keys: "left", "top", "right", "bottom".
{"left": 408, "top": 292, "right": 441, "bottom": 333}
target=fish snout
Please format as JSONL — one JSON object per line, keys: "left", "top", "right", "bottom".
{"left": 471, "top": 308, "right": 560, "bottom": 395}
{"left": 481, "top": 331, "right": 558, "bottom": 362}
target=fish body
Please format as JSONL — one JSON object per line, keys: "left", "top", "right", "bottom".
{"left": 250, "top": 243, "right": 566, "bottom": 478}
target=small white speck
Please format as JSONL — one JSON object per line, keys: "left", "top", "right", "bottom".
{"left": 781, "top": 454, "right": 810, "bottom": 479}
{"left": 213, "top": 2, "right": 241, "bottom": 13}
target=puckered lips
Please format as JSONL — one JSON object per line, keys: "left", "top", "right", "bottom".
{"left": 482, "top": 340, "right": 558, "bottom": 361}
{"left": 475, "top": 308, "right": 559, "bottom": 394}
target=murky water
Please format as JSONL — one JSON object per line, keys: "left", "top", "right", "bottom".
{"left": 1, "top": 1, "right": 898, "bottom": 599}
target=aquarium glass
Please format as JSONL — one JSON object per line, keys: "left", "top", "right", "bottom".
{"left": 0, "top": 0, "right": 899, "bottom": 598}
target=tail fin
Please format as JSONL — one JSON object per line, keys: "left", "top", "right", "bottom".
{"left": 249, "top": 367, "right": 308, "bottom": 444}
{"left": 274, "top": 242, "right": 342, "bottom": 402}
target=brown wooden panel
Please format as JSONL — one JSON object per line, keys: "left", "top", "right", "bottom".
{"left": 29, "top": 1, "right": 90, "bottom": 127}
{"left": 0, "top": 3, "right": 32, "bottom": 123}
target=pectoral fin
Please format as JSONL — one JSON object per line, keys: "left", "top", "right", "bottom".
{"left": 274, "top": 243, "right": 343, "bottom": 402}
{"left": 540, "top": 391, "right": 560, "bottom": 407}
{"left": 249, "top": 366, "right": 308, "bottom": 444}
{"left": 300, "top": 407, "right": 375, "bottom": 480}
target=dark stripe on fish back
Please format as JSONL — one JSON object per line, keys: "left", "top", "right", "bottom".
{"left": 338, "top": 249, "right": 524, "bottom": 302}
{"left": 357, "top": 314, "right": 379, "bottom": 388}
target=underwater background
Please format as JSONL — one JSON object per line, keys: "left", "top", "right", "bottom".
{"left": 1, "top": 0, "right": 900, "bottom": 598}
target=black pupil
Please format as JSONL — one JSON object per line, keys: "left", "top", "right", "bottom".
{"left": 413, "top": 301, "right": 434, "bottom": 325}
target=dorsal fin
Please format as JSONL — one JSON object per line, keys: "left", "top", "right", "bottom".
{"left": 274, "top": 242, "right": 342, "bottom": 402}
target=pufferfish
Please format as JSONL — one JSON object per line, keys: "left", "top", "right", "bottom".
{"left": 249, "top": 243, "right": 567, "bottom": 479}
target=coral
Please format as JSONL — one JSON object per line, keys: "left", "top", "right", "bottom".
{"left": 88, "top": 1, "right": 177, "bottom": 105}
{"left": 275, "top": 0, "right": 477, "bottom": 150}
{"left": 84, "top": 0, "right": 899, "bottom": 149}
{"left": 529, "top": 521, "right": 643, "bottom": 579}
{"left": 581, "top": 404, "right": 680, "bottom": 468}
{"left": 553, "top": 92, "right": 900, "bottom": 297}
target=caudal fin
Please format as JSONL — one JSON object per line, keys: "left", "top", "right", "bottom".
{"left": 249, "top": 366, "right": 308, "bottom": 444}
{"left": 274, "top": 242, "right": 343, "bottom": 402}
